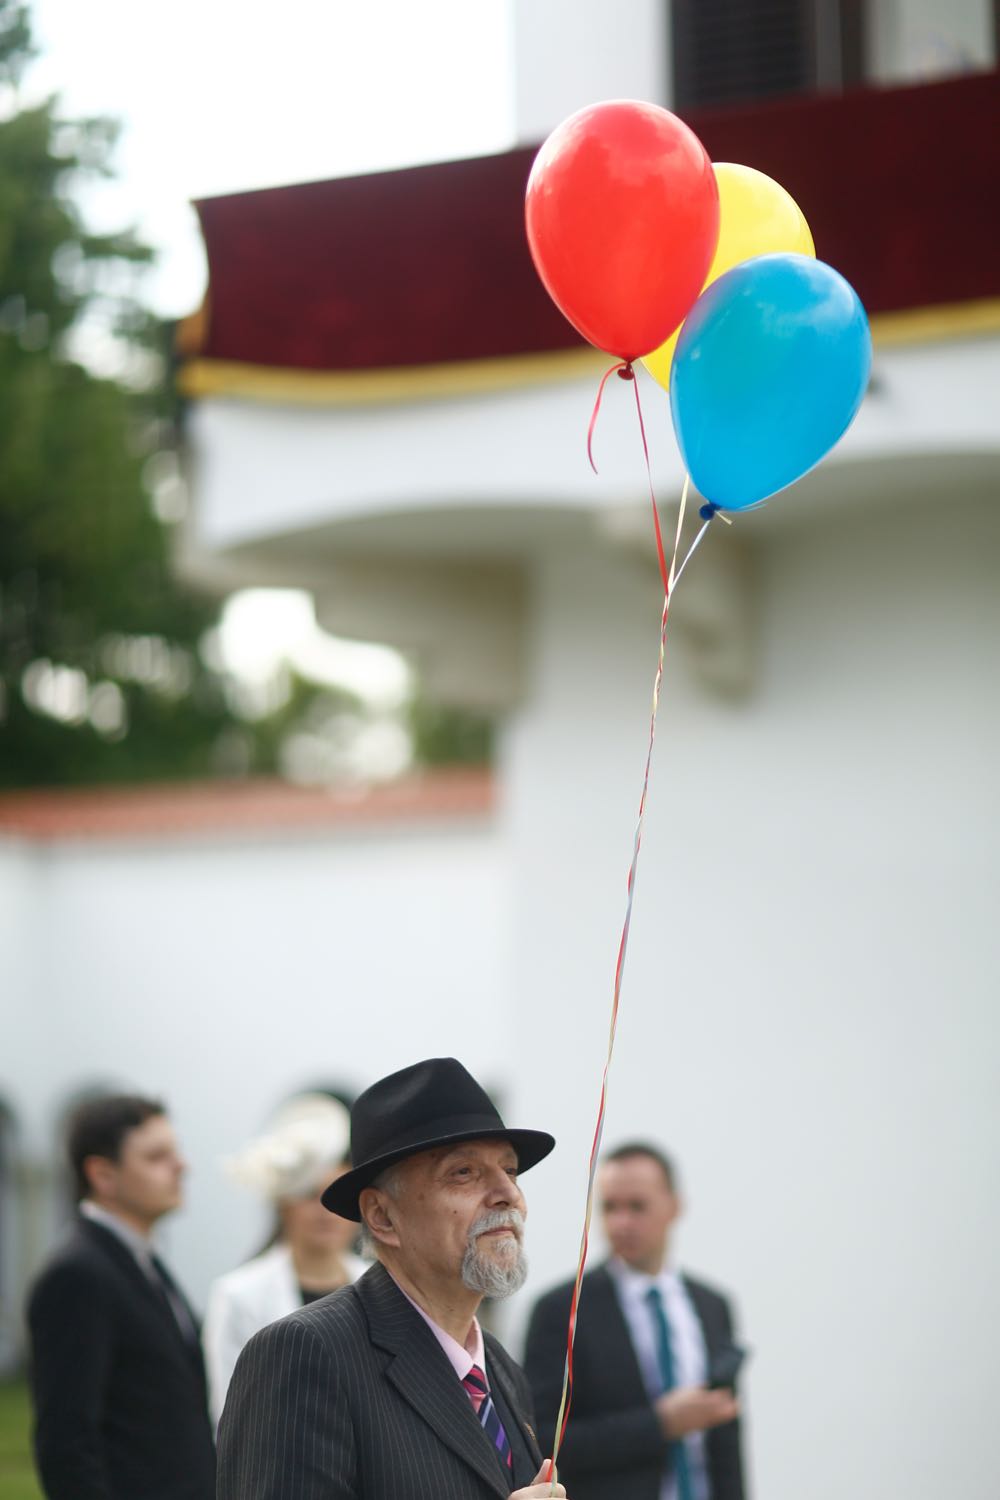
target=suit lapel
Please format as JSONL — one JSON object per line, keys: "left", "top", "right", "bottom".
{"left": 592, "top": 1263, "right": 653, "bottom": 1400}
{"left": 78, "top": 1218, "right": 200, "bottom": 1363}
{"left": 682, "top": 1274, "right": 726, "bottom": 1366}
{"left": 359, "top": 1264, "right": 511, "bottom": 1499}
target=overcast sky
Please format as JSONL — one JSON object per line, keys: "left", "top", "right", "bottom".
{"left": 28, "top": 0, "right": 516, "bottom": 317}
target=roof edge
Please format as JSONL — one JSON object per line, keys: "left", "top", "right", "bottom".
{"left": 176, "top": 299, "right": 1000, "bottom": 407}
{"left": 0, "top": 770, "right": 496, "bottom": 844}
{"left": 177, "top": 345, "right": 605, "bottom": 407}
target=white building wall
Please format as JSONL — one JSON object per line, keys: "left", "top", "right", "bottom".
{"left": 0, "top": 838, "right": 51, "bottom": 1145}
{"left": 1, "top": 816, "right": 508, "bottom": 1308}
{"left": 512, "top": 0, "right": 670, "bottom": 143}
{"left": 501, "top": 486, "right": 1000, "bottom": 1500}
{"left": 1, "top": 839, "right": 39, "bottom": 1062}
{"left": 187, "top": 339, "right": 1000, "bottom": 559}
{"left": 0, "top": 836, "right": 46, "bottom": 1366}
{"left": 174, "top": 324, "right": 1000, "bottom": 1500}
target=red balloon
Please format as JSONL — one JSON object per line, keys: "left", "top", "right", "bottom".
{"left": 525, "top": 100, "right": 719, "bottom": 361}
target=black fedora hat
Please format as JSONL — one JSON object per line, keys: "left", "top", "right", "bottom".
{"left": 321, "top": 1057, "right": 555, "bottom": 1221}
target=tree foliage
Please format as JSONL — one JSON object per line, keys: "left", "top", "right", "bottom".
{"left": 0, "top": 2, "right": 491, "bottom": 787}
{"left": 0, "top": 2, "right": 273, "bottom": 786}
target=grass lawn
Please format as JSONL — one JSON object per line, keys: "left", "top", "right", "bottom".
{"left": 0, "top": 1380, "right": 42, "bottom": 1500}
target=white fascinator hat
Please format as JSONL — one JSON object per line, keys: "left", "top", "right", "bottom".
{"left": 224, "top": 1093, "right": 351, "bottom": 1201}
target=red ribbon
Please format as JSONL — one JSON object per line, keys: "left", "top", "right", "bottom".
{"left": 587, "top": 361, "right": 671, "bottom": 597}
{"left": 586, "top": 359, "right": 631, "bottom": 474}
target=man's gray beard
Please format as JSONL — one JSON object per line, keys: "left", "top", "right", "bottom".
{"left": 460, "top": 1209, "right": 528, "bottom": 1298}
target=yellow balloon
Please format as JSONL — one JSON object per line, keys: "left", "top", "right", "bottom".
{"left": 642, "top": 163, "right": 815, "bottom": 392}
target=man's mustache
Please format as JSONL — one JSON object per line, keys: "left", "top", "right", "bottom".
{"left": 468, "top": 1209, "right": 525, "bottom": 1245}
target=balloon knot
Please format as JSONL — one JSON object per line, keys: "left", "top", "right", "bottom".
{"left": 699, "top": 502, "right": 719, "bottom": 521}
{"left": 616, "top": 362, "right": 634, "bottom": 381}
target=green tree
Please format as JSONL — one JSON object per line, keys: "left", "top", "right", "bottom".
{"left": 407, "top": 697, "right": 494, "bottom": 768}
{"left": 0, "top": 0, "right": 258, "bottom": 787}
{"left": 0, "top": 2, "right": 492, "bottom": 787}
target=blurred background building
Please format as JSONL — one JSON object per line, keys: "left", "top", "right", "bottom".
{"left": 2, "top": 4, "right": 998, "bottom": 1500}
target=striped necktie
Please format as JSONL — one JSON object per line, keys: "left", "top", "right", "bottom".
{"left": 462, "top": 1363, "right": 513, "bottom": 1472}
{"left": 646, "top": 1285, "right": 694, "bottom": 1500}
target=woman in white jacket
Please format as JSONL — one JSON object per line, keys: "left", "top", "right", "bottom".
{"left": 203, "top": 1093, "right": 366, "bottom": 1427}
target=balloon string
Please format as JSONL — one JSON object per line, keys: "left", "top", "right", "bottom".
{"left": 586, "top": 359, "right": 630, "bottom": 475}
{"left": 671, "top": 511, "right": 713, "bottom": 589}
{"left": 587, "top": 361, "right": 671, "bottom": 596}
{"left": 630, "top": 372, "right": 672, "bottom": 595}
{"left": 549, "top": 473, "right": 701, "bottom": 1495}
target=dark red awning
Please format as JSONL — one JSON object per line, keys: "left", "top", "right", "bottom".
{"left": 192, "top": 71, "right": 1000, "bottom": 373}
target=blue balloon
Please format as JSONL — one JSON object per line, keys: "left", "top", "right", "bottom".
{"left": 669, "top": 253, "right": 871, "bottom": 511}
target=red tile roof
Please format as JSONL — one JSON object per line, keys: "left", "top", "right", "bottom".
{"left": 0, "top": 772, "right": 495, "bottom": 842}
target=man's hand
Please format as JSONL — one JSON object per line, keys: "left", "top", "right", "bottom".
{"left": 511, "top": 1458, "right": 568, "bottom": 1497}
{"left": 655, "top": 1386, "right": 739, "bottom": 1439}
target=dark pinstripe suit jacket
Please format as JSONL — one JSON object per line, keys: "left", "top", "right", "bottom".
{"left": 217, "top": 1262, "right": 543, "bottom": 1499}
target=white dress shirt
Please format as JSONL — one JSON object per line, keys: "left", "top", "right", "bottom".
{"left": 388, "top": 1269, "right": 487, "bottom": 1383}
{"left": 607, "top": 1257, "right": 710, "bottom": 1500}
{"left": 80, "top": 1199, "right": 154, "bottom": 1263}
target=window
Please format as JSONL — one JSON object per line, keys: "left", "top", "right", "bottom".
{"left": 671, "top": 0, "right": 866, "bottom": 110}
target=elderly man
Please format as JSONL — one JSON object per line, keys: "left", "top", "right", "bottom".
{"left": 218, "top": 1057, "right": 568, "bottom": 1500}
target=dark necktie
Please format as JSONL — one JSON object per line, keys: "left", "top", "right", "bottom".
{"left": 646, "top": 1284, "right": 694, "bottom": 1500}
{"left": 148, "top": 1252, "right": 199, "bottom": 1347}
{"left": 462, "top": 1363, "right": 513, "bottom": 1472}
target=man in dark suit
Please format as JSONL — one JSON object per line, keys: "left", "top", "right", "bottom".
{"left": 524, "top": 1143, "right": 746, "bottom": 1500}
{"left": 218, "top": 1056, "right": 569, "bottom": 1499}
{"left": 26, "top": 1094, "right": 216, "bottom": 1500}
